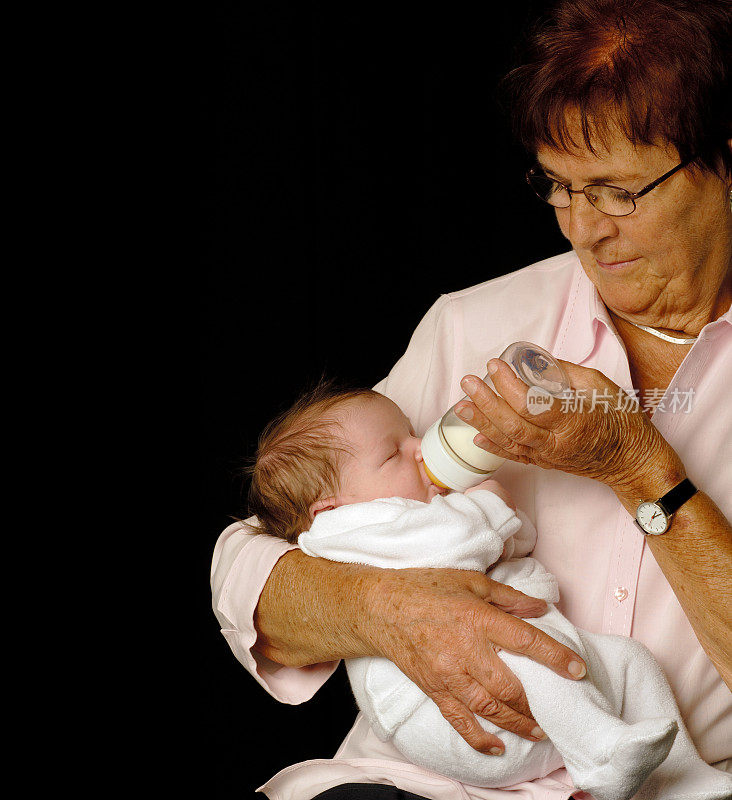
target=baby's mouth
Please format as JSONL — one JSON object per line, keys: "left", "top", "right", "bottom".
{"left": 424, "top": 463, "right": 449, "bottom": 493}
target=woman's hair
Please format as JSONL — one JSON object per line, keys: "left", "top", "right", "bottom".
{"left": 503, "top": 0, "right": 732, "bottom": 175}
{"left": 246, "top": 381, "right": 379, "bottom": 543}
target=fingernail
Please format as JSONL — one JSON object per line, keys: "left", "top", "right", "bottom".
{"left": 489, "top": 747, "right": 503, "bottom": 756}
{"left": 456, "top": 405, "right": 473, "bottom": 420}
{"left": 531, "top": 725, "right": 546, "bottom": 740}
{"left": 487, "top": 361, "right": 499, "bottom": 375}
{"left": 568, "top": 660, "right": 586, "bottom": 679}
{"left": 461, "top": 377, "right": 478, "bottom": 393}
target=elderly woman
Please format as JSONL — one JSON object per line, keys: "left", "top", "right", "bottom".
{"left": 210, "top": 1, "right": 731, "bottom": 798}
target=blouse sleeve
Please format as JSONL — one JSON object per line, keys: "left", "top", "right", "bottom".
{"left": 211, "top": 520, "right": 339, "bottom": 703}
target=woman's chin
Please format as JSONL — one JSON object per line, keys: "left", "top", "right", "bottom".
{"left": 583, "top": 262, "right": 657, "bottom": 314}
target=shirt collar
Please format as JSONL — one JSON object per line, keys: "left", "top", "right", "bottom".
{"left": 553, "top": 257, "right": 607, "bottom": 365}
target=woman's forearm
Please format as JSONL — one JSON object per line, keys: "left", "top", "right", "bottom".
{"left": 615, "top": 473, "right": 732, "bottom": 688}
{"left": 646, "top": 492, "right": 732, "bottom": 687}
{"left": 253, "top": 548, "right": 379, "bottom": 666}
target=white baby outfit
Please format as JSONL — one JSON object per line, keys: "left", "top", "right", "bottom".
{"left": 298, "top": 490, "right": 732, "bottom": 800}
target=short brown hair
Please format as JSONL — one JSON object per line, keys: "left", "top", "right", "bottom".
{"left": 246, "top": 381, "right": 379, "bottom": 543}
{"left": 504, "top": 0, "right": 732, "bottom": 175}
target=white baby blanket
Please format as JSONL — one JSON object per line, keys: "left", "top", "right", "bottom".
{"left": 300, "top": 490, "right": 530, "bottom": 571}
{"left": 299, "top": 491, "right": 732, "bottom": 800}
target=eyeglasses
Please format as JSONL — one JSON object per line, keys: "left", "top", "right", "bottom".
{"left": 525, "top": 159, "right": 692, "bottom": 217}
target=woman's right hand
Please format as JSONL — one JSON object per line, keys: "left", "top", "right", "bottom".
{"left": 363, "top": 565, "right": 587, "bottom": 754}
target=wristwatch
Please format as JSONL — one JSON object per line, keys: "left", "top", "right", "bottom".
{"left": 635, "top": 478, "right": 698, "bottom": 535}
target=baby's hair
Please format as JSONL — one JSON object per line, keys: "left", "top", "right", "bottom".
{"left": 246, "top": 379, "right": 379, "bottom": 543}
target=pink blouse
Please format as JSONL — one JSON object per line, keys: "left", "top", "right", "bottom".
{"left": 211, "top": 251, "right": 732, "bottom": 800}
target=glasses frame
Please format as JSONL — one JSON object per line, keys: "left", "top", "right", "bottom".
{"left": 525, "top": 158, "right": 693, "bottom": 217}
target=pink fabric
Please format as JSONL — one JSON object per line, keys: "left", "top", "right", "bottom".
{"left": 210, "top": 251, "right": 732, "bottom": 799}
{"left": 211, "top": 523, "right": 339, "bottom": 703}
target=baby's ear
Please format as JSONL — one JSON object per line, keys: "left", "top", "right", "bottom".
{"left": 309, "top": 497, "right": 337, "bottom": 521}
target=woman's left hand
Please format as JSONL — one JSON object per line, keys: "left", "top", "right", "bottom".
{"left": 455, "top": 359, "right": 685, "bottom": 505}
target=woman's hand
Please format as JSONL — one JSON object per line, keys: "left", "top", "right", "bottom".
{"left": 365, "top": 566, "right": 587, "bottom": 754}
{"left": 454, "top": 359, "right": 686, "bottom": 506}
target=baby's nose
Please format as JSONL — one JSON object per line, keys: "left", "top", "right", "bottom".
{"left": 414, "top": 438, "right": 424, "bottom": 462}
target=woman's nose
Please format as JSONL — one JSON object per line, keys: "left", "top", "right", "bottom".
{"left": 562, "top": 194, "right": 619, "bottom": 250}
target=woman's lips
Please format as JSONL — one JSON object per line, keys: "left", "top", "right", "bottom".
{"left": 595, "top": 257, "right": 640, "bottom": 270}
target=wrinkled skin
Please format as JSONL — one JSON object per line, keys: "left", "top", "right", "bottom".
{"left": 454, "top": 359, "right": 685, "bottom": 505}
{"left": 364, "top": 563, "right": 586, "bottom": 753}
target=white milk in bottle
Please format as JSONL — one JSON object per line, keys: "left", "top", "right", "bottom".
{"left": 421, "top": 342, "right": 570, "bottom": 491}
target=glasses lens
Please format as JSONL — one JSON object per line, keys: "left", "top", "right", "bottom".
{"left": 528, "top": 173, "right": 570, "bottom": 208}
{"left": 585, "top": 185, "right": 635, "bottom": 217}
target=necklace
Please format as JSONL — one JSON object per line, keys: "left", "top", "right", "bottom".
{"left": 623, "top": 318, "right": 698, "bottom": 345}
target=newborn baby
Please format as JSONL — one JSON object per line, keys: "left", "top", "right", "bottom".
{"left": 247, "top": 383, "right": 732, "bottom": 800}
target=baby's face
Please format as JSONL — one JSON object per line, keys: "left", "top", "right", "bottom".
{"left": 333, "top": 395, "right": 446, "bottom": 505}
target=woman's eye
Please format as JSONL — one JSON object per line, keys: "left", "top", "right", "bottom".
{"left": 607, "top": 186, "right": 631, "bottom": 202}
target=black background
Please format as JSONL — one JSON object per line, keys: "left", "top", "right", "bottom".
{"left": 199, "top": 3, "right": 568, "bottom": 796}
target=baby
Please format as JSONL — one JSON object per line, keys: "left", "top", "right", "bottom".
{"left": 247, "top": 382, "right": 731, "bottom": 800}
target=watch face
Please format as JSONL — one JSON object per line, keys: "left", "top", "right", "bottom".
{"left": 636, "top": 501, "right": 669, "bottom": 534}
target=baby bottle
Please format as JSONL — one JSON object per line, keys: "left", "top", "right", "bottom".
{"left": 421, "top": 342, "right": 570, "bottom": 491}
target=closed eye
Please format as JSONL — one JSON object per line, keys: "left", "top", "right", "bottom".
{"left": 382, "top": 450, "right": 399, "bottom": 465}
